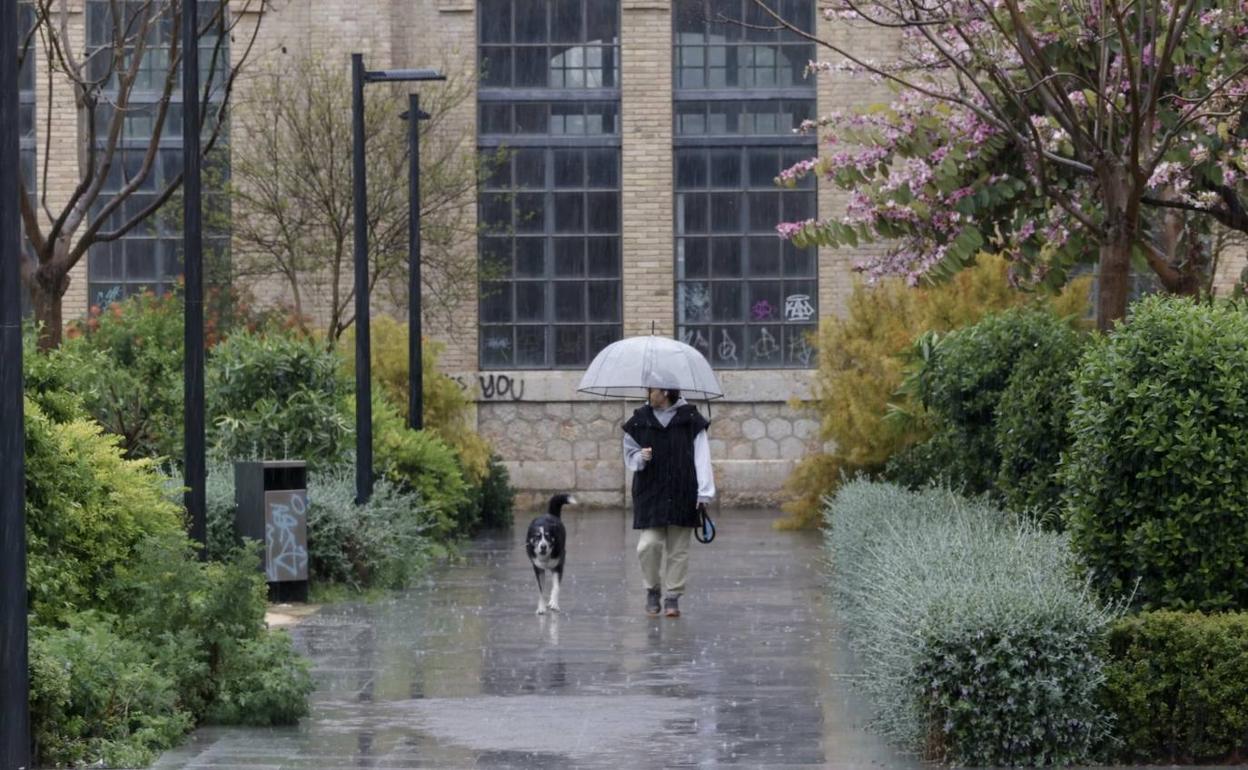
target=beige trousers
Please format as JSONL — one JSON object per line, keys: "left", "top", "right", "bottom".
{"left": 637, "top": 526, "right": 693, "bottom": 596}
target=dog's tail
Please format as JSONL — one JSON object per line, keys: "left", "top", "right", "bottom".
{"left": 548, "top": 493, "right": 578, "bottom": 517}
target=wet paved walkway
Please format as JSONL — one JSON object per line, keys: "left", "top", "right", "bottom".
{"left": 153, "top": 508, "right": 922, "bottom": 769}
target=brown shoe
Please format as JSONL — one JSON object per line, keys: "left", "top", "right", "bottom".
{"left": 663, "top": 596, "right": 680, "bottom": 618}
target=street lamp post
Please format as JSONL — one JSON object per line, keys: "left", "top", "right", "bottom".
{"left": 350, "top": 54, "right": 443, "bottom": 503}
{"left": 0, "top": 0, "right": 31, "bottom": 762}
{"left": 401, "top": 95, "right": 431, "bottom": 431}
{"left": 183, "top": 0, "right": 207, "bottom": 555}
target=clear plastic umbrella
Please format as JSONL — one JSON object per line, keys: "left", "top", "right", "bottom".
{"left": 577, "top": 334, "right": 724, "bottom": 400}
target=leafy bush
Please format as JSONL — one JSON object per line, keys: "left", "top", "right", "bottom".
{"left": 373, "top": 397, "right": 470, "bottom": 540}
{"left": 474, "top": 454, "right": 515, "bottom": 530}
{"left": 1062, "top": 296, "right": 1248, "bottom": 610}
{"left": 779, "top": 255, "right": 1089, "bottom": 528}
{"left": 885, "top": 307, "right": 1086, "bottom": 518}
{"left": 29, "top": 613, "right": 192, "bottom": 768}
{"left": 1102, "top": 610, "right": 1248, "bottom": 763}
{"left": 24, "top": 396, "right": 311, "bottom": 765}
{"left": 206, "top": 462, "right": 439, "bottom": 590}
{"left": 207, "top": 330, "right": 352, "bottom": 469}
{"left": 58, "top": 293, "right": 186, "bottom": 460}
{"left": 825, "top": 480, "right": 1115, "bottom": 765}
{"left": 24, "top": 399, "right": 185, "bottom": 626}
{"left": 341, "top": 316, "right": 493, "bottom": 482}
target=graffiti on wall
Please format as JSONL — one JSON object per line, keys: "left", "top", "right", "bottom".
{"left": 454, "top": 373, "right": 527, "bottom": 401}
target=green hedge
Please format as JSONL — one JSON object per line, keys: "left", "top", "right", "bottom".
{"left": 825, "top": 480, "right": 1114, "bottom": 766}
{"left": 1062, "top": 296, "right": 1248, "bottom": 610}
{"left": 885, "top": 307, "right": 1084, "bottom": 522}
{"left": 1103, "top": 610, "right": 1248, "bottom": 763}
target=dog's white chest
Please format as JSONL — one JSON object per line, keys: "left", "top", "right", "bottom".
{"left": 532, "top": 553, "right": 560, "bottom": 571}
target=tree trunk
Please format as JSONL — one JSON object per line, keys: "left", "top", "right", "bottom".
{"left": 30, "top": 233, "right": 78, "bottom": 351}
{"left": 31, "top": 265, "right": 67, "bottom": 352}
{"left": 1096, "top": 237, "right": 1132, "bottom": 332}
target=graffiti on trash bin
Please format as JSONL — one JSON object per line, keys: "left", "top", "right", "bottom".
{"left": 264, "top": 489, "right": 309, "bottom": 582}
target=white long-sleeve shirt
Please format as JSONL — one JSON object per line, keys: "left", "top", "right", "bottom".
{"left": 622, "top": 399, "right": 716, "bottom": 505}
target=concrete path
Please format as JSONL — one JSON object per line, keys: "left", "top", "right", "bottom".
{"left": 153, "top": 508, "right": 921, "bottom": 769}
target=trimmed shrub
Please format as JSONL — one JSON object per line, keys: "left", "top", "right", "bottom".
{"left": 825, "top": 480, "right": 1115, "bottom": 765}
{"left": 885, "top": 307, "right": 1085, "bottom": 519}
{"left": 474, "top": 454, "right": 515, "bottom": 530}
{"left": 1102, "top": 610, "right": 1248, "bottom": 763}
{"left": 207, "top": 330, "right": 352, "bottom": 469}
{"left": 1062, "top": 296, "right": 1248, "bottom": 610}
{"left": 780, "top": 255, "right": 1089, "bottom": 529}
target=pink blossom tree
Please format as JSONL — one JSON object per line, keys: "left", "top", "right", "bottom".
{"left": 761, "top": 0, "right": 1248, "bottom": 329}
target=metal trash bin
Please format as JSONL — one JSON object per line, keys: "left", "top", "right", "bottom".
{"left": 234, "top": 460, "right": 309, "bottom": 603}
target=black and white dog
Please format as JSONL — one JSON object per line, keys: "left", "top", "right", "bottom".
{"left": 525, "top": 493, "right": 576, "bottom": 614}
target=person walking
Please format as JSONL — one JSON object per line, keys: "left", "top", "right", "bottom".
{"left": 622, "top": 375, "right": 715, "bottom": 618}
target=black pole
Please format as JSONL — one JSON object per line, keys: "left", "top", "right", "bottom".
{"left": 183, "top": 0, "right": 206, "bottom": 552}
{"left": 407, "top": 93, "right": 423, "bottom": 431}
{"left": 0, "top": 0, "right": 31, "bottom": 762}
{"left": 352, "top": 53, "right": 373, "bottom": 503}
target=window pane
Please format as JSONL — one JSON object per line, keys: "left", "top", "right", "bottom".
{"left": 586, "top": 192, "right": 619, "bottom": 233}
{"left": 482, "top": 238, "right": 512, "bottom": 277}
{"left": 515, "top": 149, "right": 546, "bottom": 188}
{"left": 679, "top": 193, "right": 708, "bottom": 234}
{"left": 783, "top": 190, "right": 815, "bottom": 222}
{"left": 516, "top": 193, "right": 545, "bottom": 232}
{"left": 711, "top": 237, "right": 742, "bottom": 276}
{"left": 712, "top": 326, "right": 744, "bottom": 367}
{"left": 515, "top": 102, "right": 548, "bottom": 133}
{"left": 709, "top": 149, "right": 741, "bottom": 187}
{"left": 749, "top": 191, "right": 781, "bottom": 231}
{"left": 483, "top": 327, "right": 515, "bottom": 366}
{"left": 515, "top": 237, "right": 546, "bottom": 276}
{"left": 589, "top": 325, "right": 620, "bottom": 358}
{"left": 712, "top": 282, "right": 743, "bottom": 322}
{"left": 679, "top": 281, "right": 711, "bottom": 323}
{"left": 481, "top": 282, "right": 513, "bottom": 322}
{"left": 481, "top": 0, "right": 513, "bottom": 43}
{"left": 679, "top": 325, "right": 713, "bottom": 359}
{"left": 748, "top": 281, "right": 782, "bottom": 322}
{"left": 749, "top": 149, "right": 780, "bottom": 186}
{"left": 586, "top": 148, "right": 618, "bottom": 186}
{"left": 516, "top": 326, "right": 547, "bottom": 366}
{"left": 481, "top": 103, "right": 511, "bottom": 134}
{"left": 552, "top": 0, "right": 583, "bottom": 42}
{"left": 481, "top": 193, "right": 511, "bottom": 233}
{"left": 555, "top": 325, "right": 586, "bottom": 366}
{"left": 782, "top": 281, "right": 817, "bottom": 322}
{"left": 587, "top": 281, "right": 620, "bottom": 322}
{"left": 749, "top": 325, "right": 784, "bottom": 366}
{"left": 681, "top": 238, "right": 709, "bottom": 278}
{"left": 709, "top": 192, "right": 740, "bottom": 233}
{"left": 554, "top": 192, "right": 584, "bottom": 232}
{"left": 676, "top": 151, "right": 707, "bottom": 190}
{"left": 480, "top": 47, "right": 512, "bottom": 87}
{"left": 516, "top": 281, "right": 546, "bottom": 321}
{"left": 554, "top": 281, "right": 585, "bottom": 321}
{"left": 783, "top": 241, "right": 815, "bottom": 277}
{"left": 586, "top": 0, "right": 618, "bottom": 43}
{"left": 785, "top": 324, "right": 817, "bottom": 367}
{"left": 554, "top": 238, "right": 584, "bottom": 276}
{"left": 515, "top": 0, "right": 548, "bottom": 42}
{"left": 515, "top": 46, "right": 549, "bottom": 86}
{"left": 749, "top": 237, "right": 781, "bottom": 276}
{"left": 552, "top": 102, "right": 585, "bottom": 134}
{"left": 587, "top": 237, "right": 620, "bottom": 277}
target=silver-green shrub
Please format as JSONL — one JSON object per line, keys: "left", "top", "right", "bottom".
{"left": 206, "top": 462, "right": 438, "bottom": 589}
{"left": 825, "top": 480, "right": 1117, "bottom": 765}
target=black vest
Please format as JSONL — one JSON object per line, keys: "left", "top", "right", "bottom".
{"left": 623, "top": 404, "right": 709, "bottom": 530}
